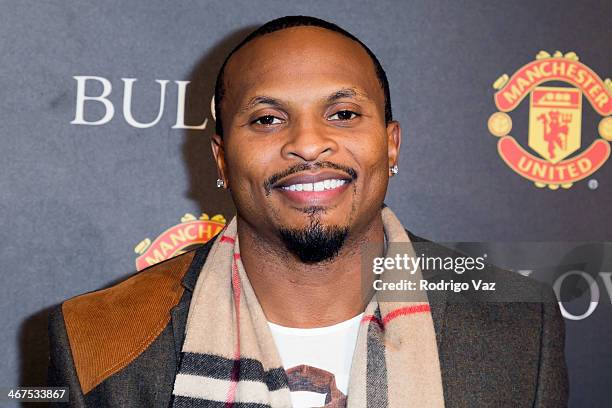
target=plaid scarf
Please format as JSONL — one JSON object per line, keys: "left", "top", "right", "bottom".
{"left": 171, "top": 208, "right": 445, "bottom": 407}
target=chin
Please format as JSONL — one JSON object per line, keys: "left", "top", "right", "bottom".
{"left": 277, "top": 217, "right": 350, "bottom": 264}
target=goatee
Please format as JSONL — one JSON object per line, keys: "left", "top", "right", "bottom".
{"left": 279, "top": 218, "right": 349, "bottom": 264}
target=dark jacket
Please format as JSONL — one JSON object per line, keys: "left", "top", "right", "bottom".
{"left": 48, "top": 232, "right": 569, "bottom": 407}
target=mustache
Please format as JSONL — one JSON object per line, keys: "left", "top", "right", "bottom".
{"left": 264, "top": 161, "right": 358, "bottom": 195}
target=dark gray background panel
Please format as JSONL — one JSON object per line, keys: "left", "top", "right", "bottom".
{"left": 1, "top": 1, "right": 610, "bottom": 406}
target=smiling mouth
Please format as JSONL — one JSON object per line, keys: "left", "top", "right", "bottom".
{"left": 280, "top": 178, "right": 348, "bottom": 192}
{"left": 272, "top": 170, "right": 354, "bottom": 207}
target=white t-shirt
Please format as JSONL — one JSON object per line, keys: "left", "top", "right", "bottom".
{"left": 267, "top": 313, "right": 363, "bottom": 407}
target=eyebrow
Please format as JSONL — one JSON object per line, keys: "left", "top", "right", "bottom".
{"left": 326, "top": 87, "right": 368, "bottom": 103}
{"left": 239, "top": 96, "right": 283, "bottom": 114}
{"left": 238, "top": 87, "right": 370, "bottom": 114}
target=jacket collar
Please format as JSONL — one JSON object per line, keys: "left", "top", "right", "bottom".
{"left": 181, "top": 240, "right": 215, "bottom": 292}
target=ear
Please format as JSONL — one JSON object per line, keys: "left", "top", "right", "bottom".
{"left": 386, "top": 120, "right": 402, "bottom": 172}
{"left": 211, "top": 133, "right": 228, "bottom": 188}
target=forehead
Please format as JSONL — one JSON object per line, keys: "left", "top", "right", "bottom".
{"left": 223, "top": 26, "right": 383, "bottom": 107}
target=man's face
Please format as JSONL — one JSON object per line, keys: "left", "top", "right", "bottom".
{"left": 213, "top": 26, "right": 401, "bottom": 253}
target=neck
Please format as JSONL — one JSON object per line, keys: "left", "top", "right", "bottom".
{"left": 237, "top": 212, "right": 385, "bottom": 328}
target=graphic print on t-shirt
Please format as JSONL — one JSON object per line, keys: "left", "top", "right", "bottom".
{"left": 267, "top": 313, "right": 363, "bottom": 408}
{"left": 286, "top": 365, "right": 346, "bottom": 407}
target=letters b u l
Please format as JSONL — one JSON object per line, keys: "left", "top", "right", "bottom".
{"left": 70, "top": 76, "right": 209, "bottom": 130}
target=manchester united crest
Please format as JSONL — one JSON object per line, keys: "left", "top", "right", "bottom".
{"left": 488, "top": 51, "right": 612, "bottom": 189}
{"left": 134, "top": 213, "right": 226, "bottom": 270}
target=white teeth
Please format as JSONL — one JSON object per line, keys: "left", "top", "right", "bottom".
{"left": 282, "top": 179, "right": 348, "bottom": 192}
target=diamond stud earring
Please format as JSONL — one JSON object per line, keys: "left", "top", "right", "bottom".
{"left": 390, "top": 165, "right": 399, "bottom": 176}
{"left": 216, "top": 178, "right": 225, "bottom": 188}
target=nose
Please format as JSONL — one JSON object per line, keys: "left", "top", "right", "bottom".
{"left": 281, "top": 116, "right": 339, "bottom": 162}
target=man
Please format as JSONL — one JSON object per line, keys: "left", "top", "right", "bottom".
{"left": 48, "top": 16, "right": 568, "bottom": 407}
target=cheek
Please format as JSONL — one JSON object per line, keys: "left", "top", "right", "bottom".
{"left": 225, "top": 136, "right": 276, "bottom": 192}
{"left": 351, "top": 130, "right": 389, "bottom": 175}
{"left": 349, "top": 131, "right": 390, "bottom": 199}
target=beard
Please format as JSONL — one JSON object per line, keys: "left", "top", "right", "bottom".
{"left": 278, "top": 217, "right": 349, "bottom": 264}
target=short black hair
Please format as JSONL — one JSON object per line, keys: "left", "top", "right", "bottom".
{"left": 214, "top": 15, "right": 393, "bottom": 137}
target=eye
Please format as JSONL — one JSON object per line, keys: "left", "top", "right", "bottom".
{"left": 251, "top": 115, "right": 283, "bottom": 126}
{"left": 328, "top": 110, "right": 360, "bottom": 121}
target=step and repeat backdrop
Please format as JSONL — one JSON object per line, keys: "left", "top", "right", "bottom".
{"left": 1, "top": 0, "right": 610, "bottom": 406}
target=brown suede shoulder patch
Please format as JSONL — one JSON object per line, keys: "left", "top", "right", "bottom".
{"left": 62, "top": 250, "right": 196, "bottom": 394}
